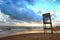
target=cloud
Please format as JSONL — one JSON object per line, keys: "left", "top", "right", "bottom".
{"left": 50, "top": 11, "right": 56, "bottom": 20}
{"left": 0, "top": 0, "right": 59, "bottom": 23}
{"left": 26, "top": 0, "right": 37, "bottom": 5}
{"left": 0, "top": 9, "right": 10, "bottom": 22}
{"left": 54, "top": 12, "right": 60, "bottom": 22}
{"left": 0, "top": 0, "right": 42, "bottom": 22}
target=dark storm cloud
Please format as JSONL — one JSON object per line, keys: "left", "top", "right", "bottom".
{"left": 0, "top": 0, "right": 42, "bottom": 22}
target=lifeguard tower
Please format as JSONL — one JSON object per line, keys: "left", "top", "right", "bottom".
{"left": 42, "top": 13, "right": 53, "bottom": 34}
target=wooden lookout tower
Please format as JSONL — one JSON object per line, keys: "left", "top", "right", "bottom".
{"left": 42, "top": 13, "right": 53, "bottom": 34}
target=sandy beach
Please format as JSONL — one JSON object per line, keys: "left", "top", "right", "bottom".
{"left": 0, "top": 33, "right": 60, "bottom": 40}
{"left": 0, "top": 27, "right": 60, "bottom": 40}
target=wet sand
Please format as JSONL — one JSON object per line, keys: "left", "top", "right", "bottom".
{"left": 0, "top": 33, "right": 60, "bottom": 40}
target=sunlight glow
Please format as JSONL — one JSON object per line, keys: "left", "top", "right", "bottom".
{"left": 53, "top": 0, "right": 56, "bottom": 2}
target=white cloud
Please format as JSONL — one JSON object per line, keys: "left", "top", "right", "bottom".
{"left": 37, "top": 13, "right": 42, "bottom": 16}
{"left": 50, "top": 10, "right": 56, "bottom": 14}
{"left": 0, "top": 9, "right": 10, "bottom": 22}
{"left": 33, "top": 8, "right": 40, "bottom": 13}
{"left": 51, "top": 11, "right": 60, "bottom": 26}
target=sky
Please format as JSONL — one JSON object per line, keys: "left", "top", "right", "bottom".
{"left": 0, "top": 0, "right": 60, "bottom": 24}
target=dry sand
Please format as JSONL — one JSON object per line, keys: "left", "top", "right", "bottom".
{"left": 0, "top": 33, "right": 60, "bottom": 40}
